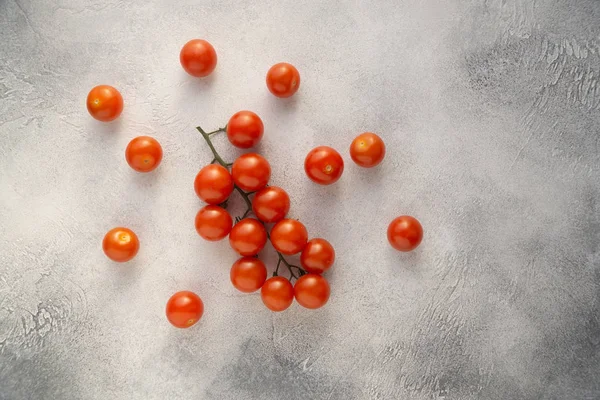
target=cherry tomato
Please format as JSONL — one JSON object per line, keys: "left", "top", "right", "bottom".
{"left": 86, "top": 85, "right": 123, "bottom": 122}
{"left": 350, "top": 132, "right": 386, "bottom": 168}
{"left": 165, "top": 291, "right": 204, "bottom": 328}
{"left": 230, "top": 257, "right": 267, "bottom": 293}
{"left": 304, "top": 146, "right": 344, "bottom": 185}
{"left": 194, "top": 164, "right": 234, "bottom": 205}
{"left": 251, "top": 186, "right": 290, "bottom": 223}
{"left": 294, "top": 274, "right": 330, "bottom": 309}
{"left": 195, "top": 205, "right": 233, "bottom": 241}
{"left": 231, "top": 153, "right": 271, "bottom": 192}
{"left": 300, "top": 238, "right": 335, "bottom": 274}
{"left": 266, "top": 62, "right": 300, "bottom": 98}
{"left": 125, "top": 136, "right": 163, "bottom": 172}
{"left": 270, "top": 219, "right": 308, "bottom": 255}
{"left": 261, "top": 276, "right": 294, "bottom": 311}
{"left": 226, "top": 111, "right": 264, "bottom": 149}
{"left": 229, "top": 218, "right": 267, "bottom": 256}
{"left": 179, "top": 39, "right": 217, "bottom": 77}
{"left": 387, "top": 215, "right": 423, "bottom": 252}
{"left": 102, "top": 227, "right": 139, "bottom": 262}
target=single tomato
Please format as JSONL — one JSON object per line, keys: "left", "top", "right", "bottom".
{"left": 86, "top": 85, "right": 123, "bottom": 122}
{"left": 300, "top": 238, "right": 335, "bottom": 274}
{"left": 125, "top": 136, "right": 163, "bottom": 172}
{"left": 387, "top": 215, "right": 423, "bottom": 252}
{"left": 294, "top": 274, "right": 330, "bottom": 309}
{"left": 270, "top": 219, "right": 308, "bottom": 255}
{"left": 304, "top": 146, "right": 344, "bottom": 185}
{"left": 194, "top": 164, "right": 234, "bottom": 204}
{"left": 102, "top": 227, "right": 139, "bottom": 262}
{"left": 229, "top": 218, "right": 267, "bottom": 256}
{"left": 231, "top": 153, "right": 271, "bottom": 192}
{"left": 230, "top": 257, "right": 268, "bottom": 293}
{"left": 261, "top": 276, "right": 294, "bottom": 311}
{"left": 180, "top": 39, "right": 217, "bottom": 77}
{"left": 195, "top": 205, "right": 233, "bottom": 241}
{"left": 251, "top": 186, "right": 290, "bottom": 223}
{"left": 349, "top": 132, "right": 386, "bottom": 168}
{"left": 226, "top": 111, "right": 264, "bottom": 149}
{"left": 266, "top": 62, "right": 300, "bottom": 98}
{"left": 166, "top": 291, "right": 204, "bottom": 328}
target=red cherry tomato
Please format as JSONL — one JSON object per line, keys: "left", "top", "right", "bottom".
{"left": 165, "top": 291, "right": 204, "bottom": 328}
{"left": 304, "top": 146, "right": 344, "bottom": 185}
{"left": 195, "top": 205, "right": 233, "bottom": 241}
{"left": 194, "top": 164, "right": 234, "bottom": 205}
{"left": 229, "top": 218, "right": 267, "bottom": 256}
{"left": 230, "top": 257, "right": 267, "bottom": 293}
{"left": 102, "top": 227, "right": 139, "bottom": 262}
{"left": 294, "top": 274, "right": 330, "bottom": 309}
{"left": 270, "top": 219, "right": 308, "bottom": 255}
{"left": 266, "top": 63, "right": 300, "bottom": 98}
{"left": 231, "top": 153, "right": 271, "bottom": 192}
{"left": 226, "top": 111, "right": 264, "bottom": 149}
{"left": 251, "top": 186, "right": 290, "bottom": 223}
{"left": 179, "top": 39, "right": 217, "bottom": 77}
{"left": 125, "top": 136, "right": 163, "bottom": 172}
{"left": 387, "top": 215, "right": 423, "bottom": 252}
{"left": 261, "top": 276, "right": 294, "bottom": 311}
{"left": 349, "top": 132, "right": 386, "bottom": 168}
{"left": 300, "top": 238, "right": 335, "bottom": 274}
{"left": 86, "top": 85, "right": 123, "bottom": 122}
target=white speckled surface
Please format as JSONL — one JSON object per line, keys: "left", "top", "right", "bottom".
{"left": 1, "top": 1, "right": 600, "bottom": 399}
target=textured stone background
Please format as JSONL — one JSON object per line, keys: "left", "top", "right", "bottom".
{"left": 1, "top": 0, "right": 599, "bottom": 399}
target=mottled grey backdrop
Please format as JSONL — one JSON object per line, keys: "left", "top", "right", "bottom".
{"left": 1, "top": 0, "right": 599, "bottom": 399}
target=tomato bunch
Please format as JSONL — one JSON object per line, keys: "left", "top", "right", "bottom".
{"left": 93, "top": 38, "right": 424, "bottom": 330}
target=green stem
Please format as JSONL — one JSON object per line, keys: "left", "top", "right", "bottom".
{"left": 197, "top": 126, "right": 228, "bottom": 167}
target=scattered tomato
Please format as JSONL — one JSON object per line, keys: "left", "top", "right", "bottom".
{"left": 86, "top": 85, "right": 123, "bottom": 122}
{"left": 166, "top": 291, "right": 204, "bottom": 328}
{"left": 261, "top": 276, "right": 294, "bottom": 311}
{"left": 125, "top": 136, "right": 163, "bottom": 172}
{"left": 180, "top": 39, "right": 217, "bottom": 77}
{"left": 230, "top": 257, "right": 267, "bottom": 293}
{"left": 266, "top": 62, "right": 300, "bottom": 98}
{"left": 304, "top": 146, "right": 344, "bottom": 185}
{"left": 231, "top": 153, "right": 271, "bottom": 192}
{"left": 387, "top": 215, "right": 423, "bottom": 252}
{"left": 300, "top": 238, "right": 335, "bottom": 274}
{"left": 270, "top": 219, "right": 308, "bottom": 255}
{"left": 194, "top": 164, "right": 234, "bottom": 204}
{"left": 226, "top": 111, "right": 264, "bottom": 149}
{"left": 229, "top": 218, "right": 267, "bottom": 256}
{"left": 195, "top": 205, "right": 233, "bottom": 241}
{"left": 294, "top": 274, "right": 330, "bottom": 309}
{"left": 102, "top": 227, "right": 139, "bottom": 262}
{"left": 252, "top": 186, "right": 290, "bottom": 223}
{"left": 350, "top": 132, "right": 386, "bottom": 168}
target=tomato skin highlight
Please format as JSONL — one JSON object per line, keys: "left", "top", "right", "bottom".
{"left": 229, "top": 218, "right": 268, "bottom": 256}
{"left": 125, "top": 136, "right": 163, "bottom": 172}
{"left": 270, "top": 219, "right": 308, "bottom": 255}
{"left": 304, "top": 146, "right": 344, "bottom": 185}
{"left": 87, "top": 85, "right": 123, "bottom": 122}
{"left": 180, "top": 39, "right": 217, "bottom": 77}
{"left": 252, "top": 186, "right": 290, "bottom": 223}
{"left": 300, "top": 238, "right": 335, "bottom": 274}
{"left": 261, "top": 276, "right": 294, "bottom": 311}
{"left": 102, "top": 227, "right": 139, "bottom": 262}
{"left": 226, "top": 111, "right": 264, "bottom": 149}
{"left": 266, "top": 63, "right": 300, "bottom": 98}
{"left": 294, "top": 274, "right": 330, "bottom": 309}
{"left": 231, "top": 153, "right": 271, "bottom": 192}
{"left": 350, "top": 132, "right": 386, "bottom": 168}
{"left": 194, "top": 164, "right": 234, "bottom": 205}
{"left": 387, "top": 215, "right": 423, "bottom": 252}
{"left": 166, "top": 291, "right": 204, "bottom": 328}
{"left": 230, "top": 257, "right": 268, "bottom": 293}
{"left": 195, "top": 205, "right": 233, "bottom": 241}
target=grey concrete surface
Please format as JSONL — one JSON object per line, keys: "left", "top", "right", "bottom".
{"left": 1, "top": 0, "right": 599, "bottom": 399}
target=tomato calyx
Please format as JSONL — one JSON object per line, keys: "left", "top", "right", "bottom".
{"left": 196, "top": 125, "right": 307, "bottom": 281}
